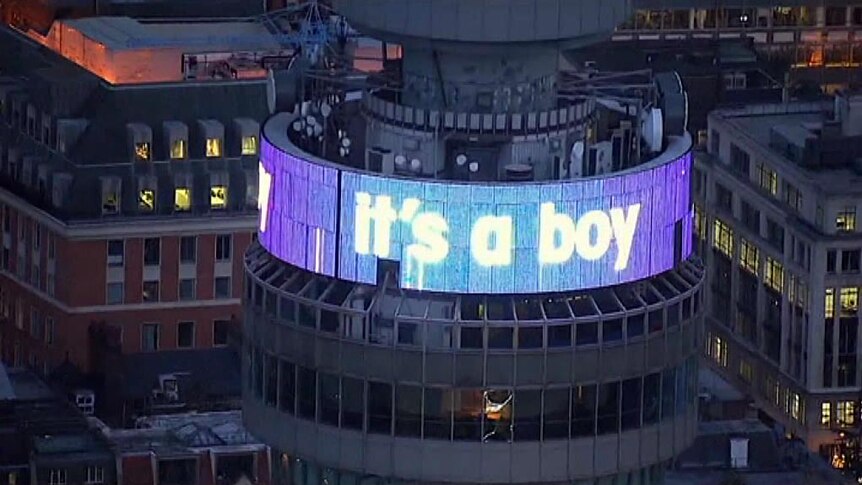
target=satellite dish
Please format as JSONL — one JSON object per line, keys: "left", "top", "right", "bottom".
{"left": 341, "top": 137, "right": 351, "bottom": 148}
{"left": 455, "top": 154, "right": 467, "bottom": 166}
{"left": 320, "top": 102, "right": 332, "bottom": 118}
{"left": 395, "top": 155, "right": 407, "bottom": 167}
{"left": 313, "top": 124, "right": 323, "bottom": 136}
{"left": 468, "top": 162, "right": 479, "bottom": 173}
{"left": 641, "top": 108, "right": 664, "bottom": 154}
{"left": 306, "top": 125, "right": 314, "bottom": 137}
{"left": 292, "top": 120, "right": 303, "bottom": 132}
{"left": 301, "top": 101, "right": 310, "bottom": 117}
{"left": 410, "top": 159, "right": 421, "bottom": 172}
{"left": 571, "top": 141, "right": 585, "bottom": 162}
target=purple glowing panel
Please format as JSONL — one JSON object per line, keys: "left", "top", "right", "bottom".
{"left": 258, "top": 137, "right": 337, "bottom": 277}
{"left": 338, "top": 152, "right": 693, "bottom": 294}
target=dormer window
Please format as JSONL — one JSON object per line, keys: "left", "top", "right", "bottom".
{"left": 100, "top": 176, "right": 121, "bottom": 215}
{"left": 170, "top": 139, "right": 186, "bottom": 160}
{"left": 241, "top": 135, "right": 258, "bottom": 155}
{"left": 135, "top": 142, "right": 151, "bottom": 162}
{"left": 206, "top": 138, "right": 222, "bottom": 158}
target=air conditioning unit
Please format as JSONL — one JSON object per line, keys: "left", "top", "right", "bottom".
{"left": 72, "top": 389, "right": 95, "bottom": 416}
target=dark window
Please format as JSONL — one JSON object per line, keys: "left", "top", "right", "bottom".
{"left": 766, "top": 218, "right": 784, "bottom": 253}
{"left": 264, "top": 353, "right": 278, "bottom": 407}
{"left": 576, "top": 322, "right": 598, "bottom": 346}
{"left": 730, "top": 144, "right": 750, "bottom": 176}
{"left": 740, "top": 199, "right": 760, "bottom": 234}
{"left": 143, "top": 280, "right": 160, "bottom": 302}
{"left": 649, "top": 309, "right": 663, "bottom": 333}
{"left": 142, "top": 323, "right": 159, "bottom": 351}
{"left": 177, "top": 321, "right": 194, "bottom": 348}
{"left": 179, "top": 279, "right": 196, "bottom": 301}
{"left": 143, "top": 237, "right": 160, "bottom": 266}
{"left": 519, "top": 326, "right": 543, "bottom": 349}
{"left": 397, "top": 321, "right": 420, "bottom": 345}
{"left": 548, "top": 324, "right": 572, "bottom": 347}
{"left": 107, "top": 240, "right": 124, "bottom": 267}
{"left": 180, "top": 236, "right": 196, "bottom": 263}
{"left": 453, "top": 389, "right": 482, "bottom": 440}
{"left": 319, "top": 373, "right": 340, "bottom": 426}
{"left": 297, "top": 367, "right": 316, "bottom": 419}
{"left": 279, "top": 361, "right": 295, "bottom": 414}
{"left": 621, "top": 377, "right": 642, "bottom": 430}
{"left": 596, "top": 382, "right": 620, "bottom": 434}
{"left": 158, "top": 459, "right": 195, "bottom": 485}
{"left": 488, "top": 326, "right": 513, "bottom": 349}
{"left": 395, "top": 385, "right": 422, "bottom": 437}
{"left": 367, "top": 381, "right": 392, "bottom": 434}
{"left": 662, "top": 368, "right": 676, "bottom": 419}
{"left": 842, "top": 250, "right": 860, "bottom": 272}
{"left": 216, "top": 234, "right": 232, "bottom": 261}
{"left": 215, "top": 276, "right": 231, "bottom": 299}
{"left": 603, "top": 319, "right": 623, "bottom": 343}
{"left": 571, "top": 384, "right": 597, "bottom": 437}
{"left": 627, "top": 313, "right": 645, "bottom": 339}
{"left": 423, "top": 388, "right": 451, "bottom": 439}
{"left": 514, "top": 389, "right": 542, "bottom": 441}
{"left": 460, "top": 326, "right": 483, "bottom": 349}
{"left": 827, "top": 250, "right": 837, "bottom": 273}
{"left": 715, "top": 182, "right": 733, "bottom": 212}
{"left": 542, "top": 388, "right": 570, "bottom": 440}
{"left": 213, "top": 320, "right": 230, "bottom": 346}
{"left": 643, "top": 373, "right": 660, "bottom": 425}
{"left": 710, "top": 130, "right": 720, "bottom": 155}
{"left": 106, "top": 282, "right": 124, "bottom": 305}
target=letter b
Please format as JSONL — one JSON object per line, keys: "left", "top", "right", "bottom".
{"left": 539, "top": 203, "right": 576, "bottom": 265}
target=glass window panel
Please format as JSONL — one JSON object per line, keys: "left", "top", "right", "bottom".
{"left": 548, "top": 324, "right": 572, "bottom": 347}
{"left": 603, "top": 319, "right": 623, "bottom": 343}
{"left": 488, "top": 326, "right": 514, "bottom": 349}
{"left": 518, "top": 326, "right": 543, "bottom": 349}
{"left": 643, "top": 373, "right": 660, "bottom": 425}
{"left": 453, "top": 389, "right": 483, "bottom": 441}
{"left": 596, "top": 382, "right": 620, "bottom": 434}
{"left": 621, "top": 377, "right": 642, "bottom": 430}
{"left": 675, "top": 365, "right": 687, "bottom": 416}
{"left": 251, "top": 347, "right": 263, "bottom": 398}
{"left": 265, "top": 353, "right": 278, "bottom": 407}
{"left": 397, "top": 321, "right": 422, "bottom": 346}
{"left": 513, "top": 390, "right": 541, "bottom": 441}
{"left": 341, "top": 377, "right": 364, "bottom": 430}
{"left": 367, "top": 381, "right": 392, "bottom": 435}
{"left": 279, "top": 361, "right": 295, "bottom": 415}
{"left": 297, "top": 367, "right": 316, "bottom": 420}
{"left": 174, "top": 188, "right": 191, "bottom": 212}
{"left": 460, "top": 326, "right": 483, "bottom": 349}
{"left": 423, "top": 388, "right": 452, "bottom": 439}
{"left": 395, "top": 385, "right": 422, "bottom": 437}
{"left": 483, "top": 390, "right": 513, "bottom": 442}
{"left": 542, "top": 388, "right": 570, "bottom": 440}
{"left": 662, "top": 368, "right": 676, "bottom": 420}
{"left": 576, "top": 322, "right": 598, "bottom": 346}
{"left": 649, "top": 309, "right": 663, "bottom": 333}
{"left": 627, "top": 313, "right": 645, "bottom": 339}
{"left": 571, "top": 384, "right": 597, "bottom": 437}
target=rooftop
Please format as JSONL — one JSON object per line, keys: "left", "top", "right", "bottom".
{"left": 108, "top": 411, "right": 263, "bottom": 455}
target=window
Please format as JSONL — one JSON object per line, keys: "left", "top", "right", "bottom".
{"left": 45, "top": 317, "right": 54, "bottom": 345}
{"left": 241, "top": 135, "right": 258, "bottom": 155}
{"left": 368, "top": 381, "right": 392, "bottom": 434}
{"left": 707, "top": 334, "right": 728, "bottom": 367}
{"left": 174, "top": 187, "right": 191, "bottom": 212}
{"left": 139, "top": 188, "right": 156, "bottom": 212}
{"left": 790, "top": 392, "right": 801, "bottom": 421}
{"left": 840, "top": 287, "right": 858, "bottom": 316}
{"left": 179, "top": 278, "right": 196, "bottom": 301}
{"left": 713, "top": 219, "right": 733, "bottom": 257}
{"left": 143, "top": 238, "right": 160, "bottom": 266}
{"left": 842, "top": 250, "right": 861, "bottom": 273}
{"left": 821, "top": 402, "right": 832, "bottom": 427}
{"left": 170, "top": 139, "right": 186, "bottom": 160}
{"left": 215, "top": 276, "right": 231, "bottom": 299}
{"left": 177, "top": 321, "right": 194, "bottom": 348}
{"left": 142, "top": 323, "right": 159, "bottom": 351}
{"left": 739, "top": 359, "right": 753, "bottom": 383}
{"left": 216, "top": 234, "right": 232, "bottom": 261}
{"left": 715, "top": 182, "right": 733, "bottom": 212}
{"left": 784, "top": 182, "right": 802, "bottom": 212}
{"left": 107, "top": 240, "right": 124, "bottom": 267}
{"left": 766, "top": 218, "right": 784, "bottom": 252}
{"left": 826, "top": 288, "right": 835, "bottom": 319}
{"left": 179, "top": 236, "right": 196, "bottom": 263}
{"left": 827, "top": 249, "right": 837, "bottom": 273}
{"left": 206, "top": 138, "right": 222, "bottom": 157}
{"left": 730, "top": 144, "right": 750, "bottom": 176}
{"left": 693, "top": 204, "right": 706, "bottom": 240}
{"left": 106, "top": 282, "right": 124, "bottom": 305}
{"left": 134, "top": 142, "right": 151, "bottom": 162}
{"left": 143, "top": 280, "right": 160, "bottom": 302}
{"left": 49, "top": 469, "right": 67, "bottom": 485}
{"left": 710, "top": 129, "right": 720, "bottom": 155}
{"left": 837, "top": 207, "right": 857, "bottom": 232}
{"left": 764, "top": 257, "right": 784, "bottom": 293}
{"left": 210, "top": 185, "right": 227, "bottom": 209}
{"left": 85, "top": 466, "right": 104, "bottom": 484}
{"left": 759, "top": 163, "right": 778, "bottom": 195}
{"left": 838, "top": 400, "right": 855, "bottom": 426}
{"left": 213, "top": 319, "right": 230, "bottom": 346}
{"left": 102, "top": 189, "right": 119, "bottom": 215}
{"left": 739, "top": 239, "right": 759, "bottom": 274}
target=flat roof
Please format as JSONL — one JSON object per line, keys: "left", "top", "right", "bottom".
{"left": 63, "top": 17, "right": 281, "bottom": 51}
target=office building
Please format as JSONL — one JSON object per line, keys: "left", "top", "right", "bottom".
{"left": 243, "top": 1, "right": 705, "bottom": 484}
{"left": 696, "top": 91, "right": 862, "bottom": 454}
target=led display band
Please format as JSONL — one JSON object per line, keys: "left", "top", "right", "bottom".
{"left": 259, "top": 133, "right": 693, "bottom": 294}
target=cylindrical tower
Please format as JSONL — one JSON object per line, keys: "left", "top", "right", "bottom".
{"left": 244, "top": 2, "right": 704, "bottom": 485}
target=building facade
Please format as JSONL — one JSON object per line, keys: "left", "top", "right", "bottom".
{"left": 696, "top": 92, "right": 862, "bottom": 453}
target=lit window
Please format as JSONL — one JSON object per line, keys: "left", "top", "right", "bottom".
{"left": 836, "top": 207, "right": 857, "bottom": 232}
{"left": 138, "top": 189, "right": 155, "bottom": 212}
{"left": 170, "top": 139, "right": 187, "bottom": 160}
{"left": 838, "top": 400, "right": 855, "bottom": 426}
{"left": 241, "top": 135, "right": 258, "bottom": 155}
{"left": 759, "top": 163, "right": 778, "bottom": 195}
{"left": 694, "top": 204, "right": 707, "bottom": 241}
{"left": 102, "top": 192, "right": 119, "bottom": 215}
{"left": 206, "top": 138, "right": 222, "bottom": 158}
{"left": 49, "top": 469, "right": 67, "bottom": 485}
{"left": 790, "top": 393, "right": 801, "bottom": 421}
{"left": 739, "top": 238, "right": 759, "bottom": 274}
{"left": 738, "top": 359, "right": 753, "bottom": 383}
{"left": 826, "top": 288, "right": 835, "bottom": 319}
{"left": 175, "top": 187, "right": 191, "bottom": 212}
{"left": 134, "top": 142, "right": 150, "bottom": 162}
{"left": 840, "top": 287, "right": 858, "bottom": 316}
{"left": 784, "top": 182, "right": 802, "bottom": 212}
{"left": 210, "top": 185, "right": 227, "bottom": 209}
{"left": 764, "top": 257, "right": 784, "bottom": 293}
{"left": 821, "top": 402, "right": 832, "bottom": 427}
{"left": 707, "top": 334, "right": 727, "bottom": 367}
{"left": 713, "top": 219, "right": 733, "bottom": 257}
{"left": 85, "top": 466, "right": 104, "bottom": 485}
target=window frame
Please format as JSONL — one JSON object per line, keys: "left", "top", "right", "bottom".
{"left": 177, "top": 321, "right": 195, "bottom": 349}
